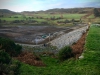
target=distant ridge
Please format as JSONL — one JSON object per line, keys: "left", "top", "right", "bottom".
{"left": 21, "top": 7, "right": 96, "bottom": 14}
{"left": 0, "top": 7, "right": 100, "bottom": 14}
{"left": 0, "top": 9, "right": 16, "bottom": 14}
{"left": 45, "top": 8, "right": 95, "bottom": 13}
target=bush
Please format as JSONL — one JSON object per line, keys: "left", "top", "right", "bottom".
{"left": 58, "top": 46, "right": 72, "bottom": 61}
{"left": 0, "top": 50, "right": 11, "bottom": 64}
{"left": 15, "top": 44, "right": 22, "bottom": 56}
{"left": 0, "top": 37, "right": 22, "bottom": 56}
{"left": 0, "top": 56, "right": 21, "bottom": 75}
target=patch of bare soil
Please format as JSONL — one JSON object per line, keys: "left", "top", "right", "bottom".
{"left": 16, "top": 52, "right": 45, "bottom": 66}
{"left": 0, "top": 26, "right": 67, "bottom": 44}
{"left": 71, "top": 32, "right": 88, "bottom": 59}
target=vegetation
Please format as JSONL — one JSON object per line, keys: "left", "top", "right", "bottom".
{"left": 0, "top": 9, "right": 86, "bottom": 25}
{"left": 0, "top": 9, "right": 15, "bottom": 14}
{"left": 58, "top": 46, "right": 72, "bottom": 61}
{"left": 0, "top": 8, "right": 100, "bottom": 75}
{"left": 0, "top": 8, "right": 100, "bottom": 26}
{"left": 0, "top": 55, "right": 21, "bottom": 75}
{"left": 0, "top": 38, "right": 21, "bottom": 75}
{"left": 0, "top": 24, "right": 100, "bottom": 75}
{"left": 94, "top": 8, "right": 100, "bottom": 17}
{"left": 85, "top": 25, "right": 100, "bottom": 50}
{"left": 0, "top": 37, "right": 22, "bottom": 56}
{"left": 45, "top": 8, "right": 93, "bottom": 13}
{"left": 16, "top": 24, "right": 99, "bottom": 75}
{"left": 0, "top": 50, "right": 11, "bottom": 64}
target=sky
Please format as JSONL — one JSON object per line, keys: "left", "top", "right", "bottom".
{"left": 0, "top": 0, "right": 100, "bottom": 12}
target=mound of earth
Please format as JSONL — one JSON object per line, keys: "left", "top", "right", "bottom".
{"left": 16, "top": 52, "right": 45, "bottom": 66}
{"left": 71, "top": 32, "right": 87, "bottom": 59}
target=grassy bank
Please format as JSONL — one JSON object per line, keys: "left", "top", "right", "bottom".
{"left": 18, "top": 24, "right": 100, "bottom": 75}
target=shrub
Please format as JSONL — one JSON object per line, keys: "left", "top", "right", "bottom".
{"left": 12, "top": 20, "right": 20, "bottom": 23}
{"left": 15, "top": 44, "right": 22, "bottom": 56}
{"left": 58, "top": 46, "right": 72, "bottom": 61}
{"left": 0, "top": 50, "right": 11, "bottom": 64}
{"left": 0, "top": 55, "right": 21, "bottom": 75}
{"left": 10, "top": 60, "right": 21, "bottom": 75}
{"left": 0, "top": 37, "right": 22, "bottom": 56}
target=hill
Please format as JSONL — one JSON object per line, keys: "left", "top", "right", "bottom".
{"left": 21, "top": 7, "right": 95, "bottom": 14}
{"left": 45, "top": 8, "right": 94, "bottom": 13}
{"left": 0, "top": 7, "right": 100, "bottom": 14}
{"left": 0, "top": 9, "right": 16, "bottom": 14}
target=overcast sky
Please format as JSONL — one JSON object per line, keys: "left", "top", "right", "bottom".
{"left": 0, "top": 0, "right": 100, "bottom": 12}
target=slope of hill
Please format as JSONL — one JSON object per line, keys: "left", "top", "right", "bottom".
{"left": 0, "top": 9, "right": 16, "bottom": 14}
{"left": 20, "top": 7, "right": 97, "bottom": 15}
{"left": 0, "top": 7, "right": 100, "bottom": 14}
{"left": 45, "top": 8, "right": 94, "bottom": 13}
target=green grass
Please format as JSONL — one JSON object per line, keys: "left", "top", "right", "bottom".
{"left": 85, "top": 25, "right": 100, "bottom": 51}
{"left": 0, "top": 13, "right": 95, "bottom": 26}
{"left": 34, "top": 13, "right": 86, "bottom": 19}
{"left": 24, "top": 13, "right": 85, "bottom": 19}
{"left": 87, "top": 14, "right": 95, "bottom": 18}
{"left": 34, "top": 19, "right": 46, "bottom": 22}
{"left": 0, "top": 17, "right": 25, "bottom": 21}
{"left": 62, "top": 14, "right": 86, "bottom": 19}
{"left": 0, "top": 14, "right": 26, "bottom": 21}
{"left": 18, "top": 24, "right": 100, "bottom": 75}
{"left": 11, "top": 15, "right": 23, "bottom": 18}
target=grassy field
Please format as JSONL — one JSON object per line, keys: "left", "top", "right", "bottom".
{"left": 0, "top": 13, "right": 100, "bottom": 27}
{"left": 25, "top": 13, "right": 86, "bottom": 18}
{"left": 0, "top": 17, "right": 26, "bottom": 21}
{"left": 18, "top": 24, "right": 100, "bottom": 75}
{"left": 87, "top": 14, "right": 95, "bottom": 18}
{"left": 0, "top": 13, "right": 85, "bottom": 21}
{"left": 62, "top": 14, "right": 85, "bottom": 19}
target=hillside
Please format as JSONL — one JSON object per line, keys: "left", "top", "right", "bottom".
{"left": 0, "top": 7, "right": 100, "bottom": 25}
{"left": 21, "top": 7, "right": 94, "bottom": 14}
{"left": 0, "top": 9, "right": 16, "bottom": 14}
{"left": 0, "top": 8, "right": 100, "bottom": 14}
{"left": 0, "top": 7, "right": 100, "bottom": 15}
{"left": 46, "top": 8, "right": 94, "bottom": 13}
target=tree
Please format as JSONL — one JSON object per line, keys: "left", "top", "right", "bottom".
{"left": 94, "top": 8, "right": 100, "bottom": 17}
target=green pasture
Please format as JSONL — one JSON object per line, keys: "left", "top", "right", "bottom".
{"left": 87, "top": 14, "right": 95, "bottom": 18}
{"left": 62, "top": 14, "right": 85, "bottom": 19}
{"left": 33, "top": 19, "right": 46, "bottom": 22}
{"left": 32, "top": 13, "right": 52, "bottom": 18}
{"left": 0, "top": 13, "right": 87, "bottom": 22}
{"left": 0, "top": 13, "right": 100, "bottom": 26}
{"left": 0, "top": 17, "right": 25, "bottom": 21}
{"left": 33, "top": 13, "right": 86, "bottom": 19}
{"left": 18, "top": 24, "right": 100, "bottom": 75}
{"left": 85, "top": 25, "right": 100, "bottom": 51}
{"left": 11, "top": 15, "right": 23, "bottom": 18}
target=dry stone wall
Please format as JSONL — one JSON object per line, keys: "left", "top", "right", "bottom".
{"left": 50, "top": 26, "right": 89, "bottom": 49}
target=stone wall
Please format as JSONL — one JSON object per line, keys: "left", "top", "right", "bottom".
{"left": 50, "top": 26, "right": 89, "bottom": 49}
